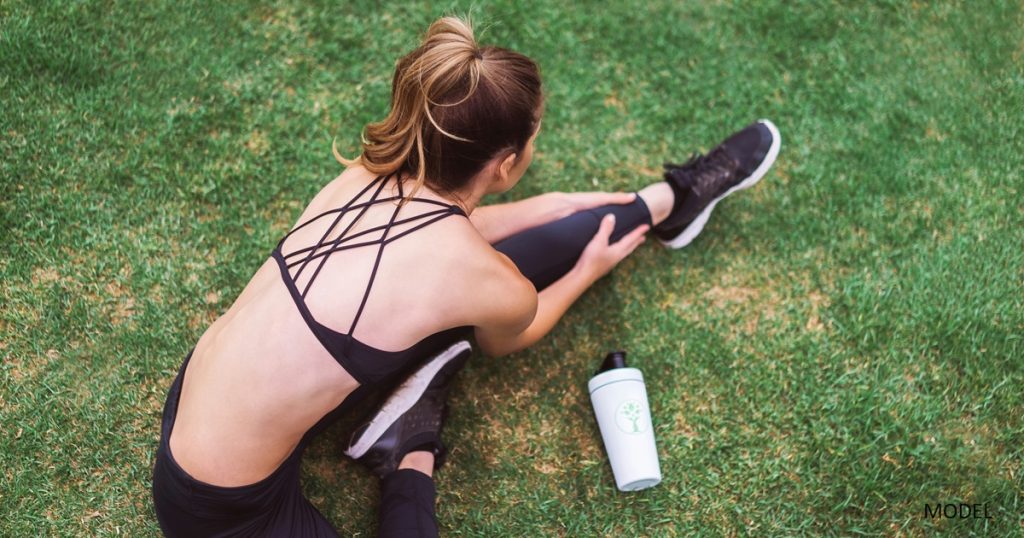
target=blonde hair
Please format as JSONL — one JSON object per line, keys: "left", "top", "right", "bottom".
{"left": 335, "top": 16, "right": 543, "bottom": 200}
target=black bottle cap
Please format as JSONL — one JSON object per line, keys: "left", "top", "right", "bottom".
{"left": 596, "top": 351, "right": 628, "bottom": 375}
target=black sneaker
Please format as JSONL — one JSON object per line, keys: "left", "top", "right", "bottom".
{"left": 654, "top": 119, "right": 781, "bottom": 248}
{"left": 344, "top": 340, "right": 471, "bottom": 477}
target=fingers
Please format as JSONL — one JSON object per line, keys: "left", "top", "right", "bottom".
{"left": 620, "top": 235, "right": 646, "bottom": 258}
{"left": 605, "top": 192, "right": 638, "bottom": 206}
{"left": 579, "top": 216, "right": 647, "bottom": 277}
{"left": 583, "top": 213, "right": 615, "bottom": 250}
{"left": 618, "top": 234, "right": 646, "bottom": 259}
{"left": 573, "top": 191, "right": 638, "bottom": 210}
{"left": 612, "top": 224, "right": 649, "bottom": 256}
{"left": 595, "top": 213, "right": 616, "bottom": 243}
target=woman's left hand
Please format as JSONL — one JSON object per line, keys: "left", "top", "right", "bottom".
{"left": 548, "top": 191, "right": 638, "bottom": 220}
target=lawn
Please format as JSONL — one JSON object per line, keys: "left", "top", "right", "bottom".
{"left": 2, "top": 0, "right": 1022, "bottom": 536}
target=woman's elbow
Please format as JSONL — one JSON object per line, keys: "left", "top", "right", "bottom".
{"left": 475, "top": 330, "right": 530, "bottom": 358}
{"left": 476, "top": 337, "right": 516, "bottom": 359}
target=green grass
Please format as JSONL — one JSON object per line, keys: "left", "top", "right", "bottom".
{"left": 2, "top": 0, "right": 1023, "bottom": 536}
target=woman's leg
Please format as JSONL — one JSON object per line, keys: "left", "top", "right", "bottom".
{"left": 493, "top": 182, "right": 674, "bottom": 290}
{"left": 348, "top": 342, "right": 471, "bottom": 538}
{"left": 377, "top": 453, "right": 439, "bottom": 538}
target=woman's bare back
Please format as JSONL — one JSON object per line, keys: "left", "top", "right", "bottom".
{"left": 168, "top": 166, "right": 502, "bottom": 487}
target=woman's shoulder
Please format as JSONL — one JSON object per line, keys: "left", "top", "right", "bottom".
{"left": 457, "top": 228, "right": 535, "bottom": 299}
{"left": 282, "top": 167, "right": 373, "bottom": 227}
{"left": 311, "top": 166, "right": 376, "bottom": 204}
{"left": 422, "top": 213, "right": 532, "bottom": 290}
{"left": 453, "top": 234, "right": 537, "bottom": 336}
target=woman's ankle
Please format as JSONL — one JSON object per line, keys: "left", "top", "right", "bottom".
{"left": 397, "top": 450, "right": 435, "bottom": 477}
{"left": 637, "top": 181, "right": 674, "bottom": 227}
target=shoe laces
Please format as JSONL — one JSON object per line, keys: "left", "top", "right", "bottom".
{"left": 663, "top": 147, "right": 738, "bottom": 198}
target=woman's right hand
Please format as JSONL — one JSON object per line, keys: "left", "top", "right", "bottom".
{"left": 575, "top": 214, "right": 649, "bottom": 283}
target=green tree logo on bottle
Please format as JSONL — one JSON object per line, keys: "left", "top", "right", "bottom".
{"left": 615, "top": 399, "right": 646, "bottom": 434}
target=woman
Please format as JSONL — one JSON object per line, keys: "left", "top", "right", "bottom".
{"left": 151, "top": 16, "right": 780, "bottom": 537}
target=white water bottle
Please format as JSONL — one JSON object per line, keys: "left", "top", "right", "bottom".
{"left": 588, "top": 351, "right": 662, "bottom": 491}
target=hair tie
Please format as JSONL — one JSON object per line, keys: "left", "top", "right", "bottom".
{"left": 473, "top": 49, "right": 483, "bottom": 60}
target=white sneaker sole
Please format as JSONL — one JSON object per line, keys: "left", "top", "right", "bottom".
{"left": 344, "top": 340, "right": 471, "bottom": 460}
{"left": 660, "top": 119, "right": 782, "bottom": 249}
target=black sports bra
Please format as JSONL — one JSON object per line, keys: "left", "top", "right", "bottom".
{"left": 271, "top": 174, "right": 471, "bottom": 386}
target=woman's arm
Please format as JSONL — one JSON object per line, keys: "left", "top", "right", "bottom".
{"left": 477, "top": 265, "right": 595, "bottom": 357}
{"left": 476, "top": 214, "right": 649, "bottom": 357}
{"left": 470, "top": 191, "right": 638, "bottom": 244}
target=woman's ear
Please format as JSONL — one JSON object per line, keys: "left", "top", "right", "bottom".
{"left": 495, "top": 151, "right": 516, "bottom": 183}
{"left": 496, "top": 151, "right": 518, "bottom": 187}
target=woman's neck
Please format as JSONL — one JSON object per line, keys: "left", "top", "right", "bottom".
{"left": 404, "top": 176, "right": 486, "bottom": 216}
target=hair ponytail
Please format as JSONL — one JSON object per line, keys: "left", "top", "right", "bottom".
{"left": 335, "top": 16, "right": 543, "bottom": 200}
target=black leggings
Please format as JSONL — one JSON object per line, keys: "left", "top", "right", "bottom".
{"left": 152, "top": 198, "right": 652, "bottom": 537}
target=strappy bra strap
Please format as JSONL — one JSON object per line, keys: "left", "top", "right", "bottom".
{"left": 345, "top": 177, "right": 405, "bottom": 337}
{"left": 382, "top": 209, "right": 462, "bottom": 245}
{"left": 283, "top": 208, "right": 454, "bottom": 268}
{"left": 276, "top": 174, "right": 386, "bottom": 250}
{"left": 275, "top": 173, "right": 467, "bottom": 338}
{"left": 298, "top": 176, "right": 390, "bottom": 298}
{"left": 292, "top": 175, "right": 387, "bottom": 282}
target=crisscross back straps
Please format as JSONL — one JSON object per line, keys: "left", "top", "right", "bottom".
{"left": 277, "top": 175, "right": 464, "bottom": 334}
